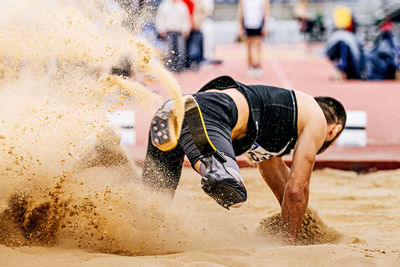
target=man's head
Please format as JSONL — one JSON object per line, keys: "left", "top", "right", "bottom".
{"left": 315, "top": 96, "right": 346, "bottom": 154}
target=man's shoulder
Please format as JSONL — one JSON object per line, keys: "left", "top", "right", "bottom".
{"left": 295, "top": 91, "right": 325, "bottom": 130}
{"left": 294, "top": 91, "right": 319, "bottom": 110}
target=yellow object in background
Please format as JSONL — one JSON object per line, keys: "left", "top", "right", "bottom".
{"left": 333, "top": 6, "right": 352, "bottom": 29}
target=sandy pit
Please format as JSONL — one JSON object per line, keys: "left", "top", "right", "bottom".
{"left": 1, "top": 167, "right": 400, "bottom": 266}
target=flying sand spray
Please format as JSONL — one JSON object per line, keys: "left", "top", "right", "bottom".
{"left": 0, "top": 0, "right": 344, "bottom": 254}
{"left": 0, "top": 0, "right": 191, "bottom": 254}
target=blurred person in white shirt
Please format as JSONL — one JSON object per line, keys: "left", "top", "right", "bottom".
{"left": 155, "top": 0, "right": 191, "bottom": 72}
{"left": 238, "top": 0, "right": 270, "bottom": 78}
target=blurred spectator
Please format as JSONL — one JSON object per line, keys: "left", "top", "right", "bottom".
{"left": 183, "top": 0, "right": 200, "bottom": 69}
{"left": 332, "top": 6, "right": 357, "bottom": 34}
{"left": 293, "top": 0, "right": 325, "bottom": 43}
{"left": 238, "top": 0, "right": 270, "bottom": 78}
{"left": 155, "top": 0, "right": 191, "bottom": 72}
{"left": 199, "top": 0, "right": 217, "bottom": 63}
{"left": 366, "top": 27, "right": 398, "bottom": 80}
{"left": 293, "top": 0, "right": 309, "bottom": 22}
{"left": 182, "top": 0, "right": 195, "bottom": 20}
{"left": 185, "top": 0, "right": 213, "bottom": 70}
{"left": 326, "top": 6, "right": 399, "bottom": 80}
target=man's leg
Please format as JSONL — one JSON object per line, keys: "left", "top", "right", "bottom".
{"left": 246, "top": 38, "right": 253, "bottom": 69}
{"left": 176, "top": 33, "right": 187, "bottom": 72}
{"left": 252, "top": 36, "right": 263, "bottom": 77}
{"left": 142, "top": 134, "right": 185, "bottom": 196}
{"left": 149, "top": 95, "right": 247, "bottom": 209}
{"left": 254, "top": 36, "right": 262, "bottom": 69}
{"left": 182, "top": 96, "right": 247, "bottom": 209}
{"left": 166, "top": 32, "right": 181, "bottom": 72}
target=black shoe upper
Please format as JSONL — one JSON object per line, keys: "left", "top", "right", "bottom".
{"left": 200, "top": 153, "right": 247, "bottom": 209}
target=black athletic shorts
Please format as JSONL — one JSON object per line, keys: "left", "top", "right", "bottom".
{"left": 245, "top": 27, "right": 263, "bottom": 37}
{"left": 180, "top": 91, "right": 239, "bottom": 166}
{"left": 142, "top": 91, "right": 239, "bottom": 192}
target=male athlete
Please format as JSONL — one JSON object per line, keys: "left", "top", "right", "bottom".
{"left": 142, "top": 76, "right": 346, "bottom": 244}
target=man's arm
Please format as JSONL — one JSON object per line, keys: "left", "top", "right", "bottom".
{"left": 257, "top": 157, "right": 290, "bottom": 205}
{"left": 281, "top": 119, "right": 325, "bottom": 244}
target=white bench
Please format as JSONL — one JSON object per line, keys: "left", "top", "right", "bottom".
{"left": 107, "top": 110, "right": 136, "bottom": 145}
{"left": 336, "top": 110, "right": 367, "bottom": 147}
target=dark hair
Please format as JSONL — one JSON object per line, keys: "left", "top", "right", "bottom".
{"left": 315, "top": 97, "right": 346, "bottom": 125}
{"left": 315, "top": 96, "right": 347, "bottom": 153}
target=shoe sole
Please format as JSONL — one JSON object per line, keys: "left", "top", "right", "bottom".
{"left": 202, "top": 179, "right": 246, "bottom": 210}
{"left": 151, "top": 95, "right": 216, "bottom": 155}
{"left": 150, "top": 105, "right": 179, "bottom": 151}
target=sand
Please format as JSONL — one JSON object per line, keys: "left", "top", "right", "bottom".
{"left": 1, "top": 167, "right": 400, "bottom": 266}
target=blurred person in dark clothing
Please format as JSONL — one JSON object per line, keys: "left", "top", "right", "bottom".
{"left": 293, "top": 0, "right": 325, "bottom": 43}
{"left": 326, "top": 6, "right": 399, "bottom": 80}
{"left": 155, "top": 0, "right": 191, "bottom": 72}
